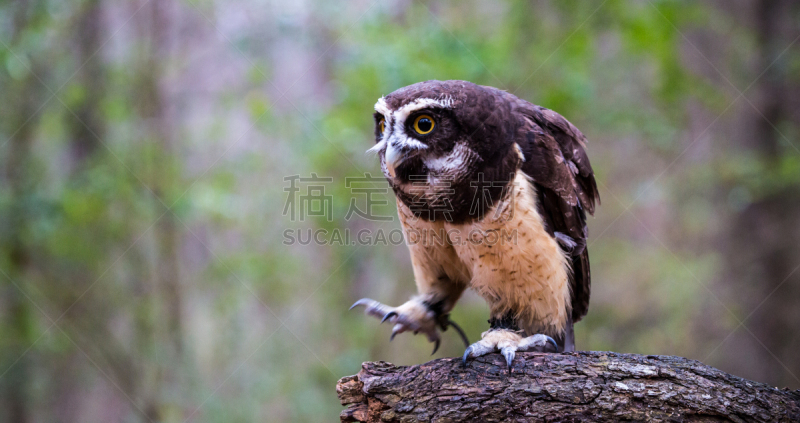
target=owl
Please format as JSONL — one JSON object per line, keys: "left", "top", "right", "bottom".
{"left": 351, "top": 80, "right": 599, "bottom": 369}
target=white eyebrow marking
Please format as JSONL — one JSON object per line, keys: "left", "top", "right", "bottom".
{"left": 392, "top": 97, "right": 452, "bottom": 143}
{"left": 374, "top": 97, "right": 391, "bottom": 116}
{"left": 393, "top": 97, "right": 453, "bottom": 122}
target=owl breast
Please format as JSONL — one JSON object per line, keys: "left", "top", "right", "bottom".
{"left": 397, "top": 169, "right": 571, "bottom": 337}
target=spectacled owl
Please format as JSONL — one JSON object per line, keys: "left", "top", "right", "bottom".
{"left": 351, "top": 80, "right": 599, "bottom": 369}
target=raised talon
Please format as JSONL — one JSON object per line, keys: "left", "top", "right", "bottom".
{"left": 349, "top": 298, "right": 391, "bottom": 318}
{"left": 381, "top": 311, "right": 397, "bottom": 323}
{"left": 349, "top": 299, "right": 367, "bottom": 310}
{"left": 351, "top": 297, "right": 470, "bottom": 355}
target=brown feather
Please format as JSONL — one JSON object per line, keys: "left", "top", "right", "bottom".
{"left": 514, "top": 102, "right": 599, "bottom": 322}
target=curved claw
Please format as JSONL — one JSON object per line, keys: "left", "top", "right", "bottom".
{"left": 381, "top": 311, "right": 397, "bottom": 324}
{"left": 546, "top": 336, "right": 558, "bottom": 353}
{"left": 390, "top": 325, "right": 401, "bottom": 341}
{"left": 431, "top": 339, "right": 440, "bottom": 355}
{"left": 462, "top": 346, "right": 473, "bottom": 366}
{"left": 447, "top": 318, "right": 470, "bottom": 348}
{"left": 502, "top": 348, "right": 515, "bottom": 373}
{"left": 349, "top": 298, "right": 377, "bottom": 311}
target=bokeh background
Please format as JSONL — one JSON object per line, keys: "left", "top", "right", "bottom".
{"left": 2, "top": 0, "right": 799, "bottom": 421}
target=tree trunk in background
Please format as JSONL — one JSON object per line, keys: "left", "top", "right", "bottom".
{"left": 132, "top": 0, "right": 184, "bottom": 419}
{"left": 3, "top": 68, "right": 36, "bottom": 423}
{"left": 61, "top": 0, "right": 147, "bottom": 419}
{"left": 146, "top": 0, "right": 184, "bottom": 358}
{"left": 1, "top": 1, "right": 45, "bottom": 421}
{"left": 724, "top": 0, "right": 800, "bottom": 389}
{"left": 69, "top": 0, "right": 105, "bottom": 167}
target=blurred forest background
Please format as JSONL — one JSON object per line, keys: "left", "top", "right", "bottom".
{"left": 1, "top": 0, "right": 799, "bottom": 421}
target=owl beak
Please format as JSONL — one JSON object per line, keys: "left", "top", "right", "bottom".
{"left": 384, "top": 143, "right": 403, "bottom": 177}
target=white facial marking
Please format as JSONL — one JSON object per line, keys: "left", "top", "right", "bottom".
{"left": 391, "top": 133, "right": 428, "bottom": 150}
{"left": 366, "top": 139, "right": 386, "bottom": 155}
{"left": 514, "top": 143, "right": 526, "bottom": 162}
{"left": 373, "top": 97, "right": 391, "bottom": 116}
{"left": 424, "top": 143, "right": 476, "bottom": 177}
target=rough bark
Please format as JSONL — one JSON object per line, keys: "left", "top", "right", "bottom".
{"left": 337, "top": 351, "right": 800, "bottom": 422}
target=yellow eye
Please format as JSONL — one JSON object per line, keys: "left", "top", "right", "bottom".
{"left": 413, "top": 114, "right": 435, "bottom": 135}
{"left": 379, "top": 119, "right": 385, "bottom": 134}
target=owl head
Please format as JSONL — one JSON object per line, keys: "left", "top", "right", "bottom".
{"left": 369, "top": 80, "right": 523, "bottom": 222}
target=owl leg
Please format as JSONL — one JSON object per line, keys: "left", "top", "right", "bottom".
{"left": 552, "top": 314, "right": 575, "bottom": 353}
{"left": 462, "top": 329, "right": 557, "bottom": 372}
{"left": 350, "top": 297, "right": 469, "bottom": 354}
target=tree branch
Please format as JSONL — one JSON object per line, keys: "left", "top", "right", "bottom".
{"left": 337, "top": 351, "right": 800, "bottom": 422}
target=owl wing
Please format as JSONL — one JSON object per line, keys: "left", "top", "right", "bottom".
{"left": 514, "top": 103, "right": 599, "bottom": 322}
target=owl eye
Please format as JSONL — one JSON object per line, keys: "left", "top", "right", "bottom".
{"left": 413, "top": 114, "right": 435, "bottom": 135}
{"left": 379, "top": 119, "right": 385, "bottom": 134}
